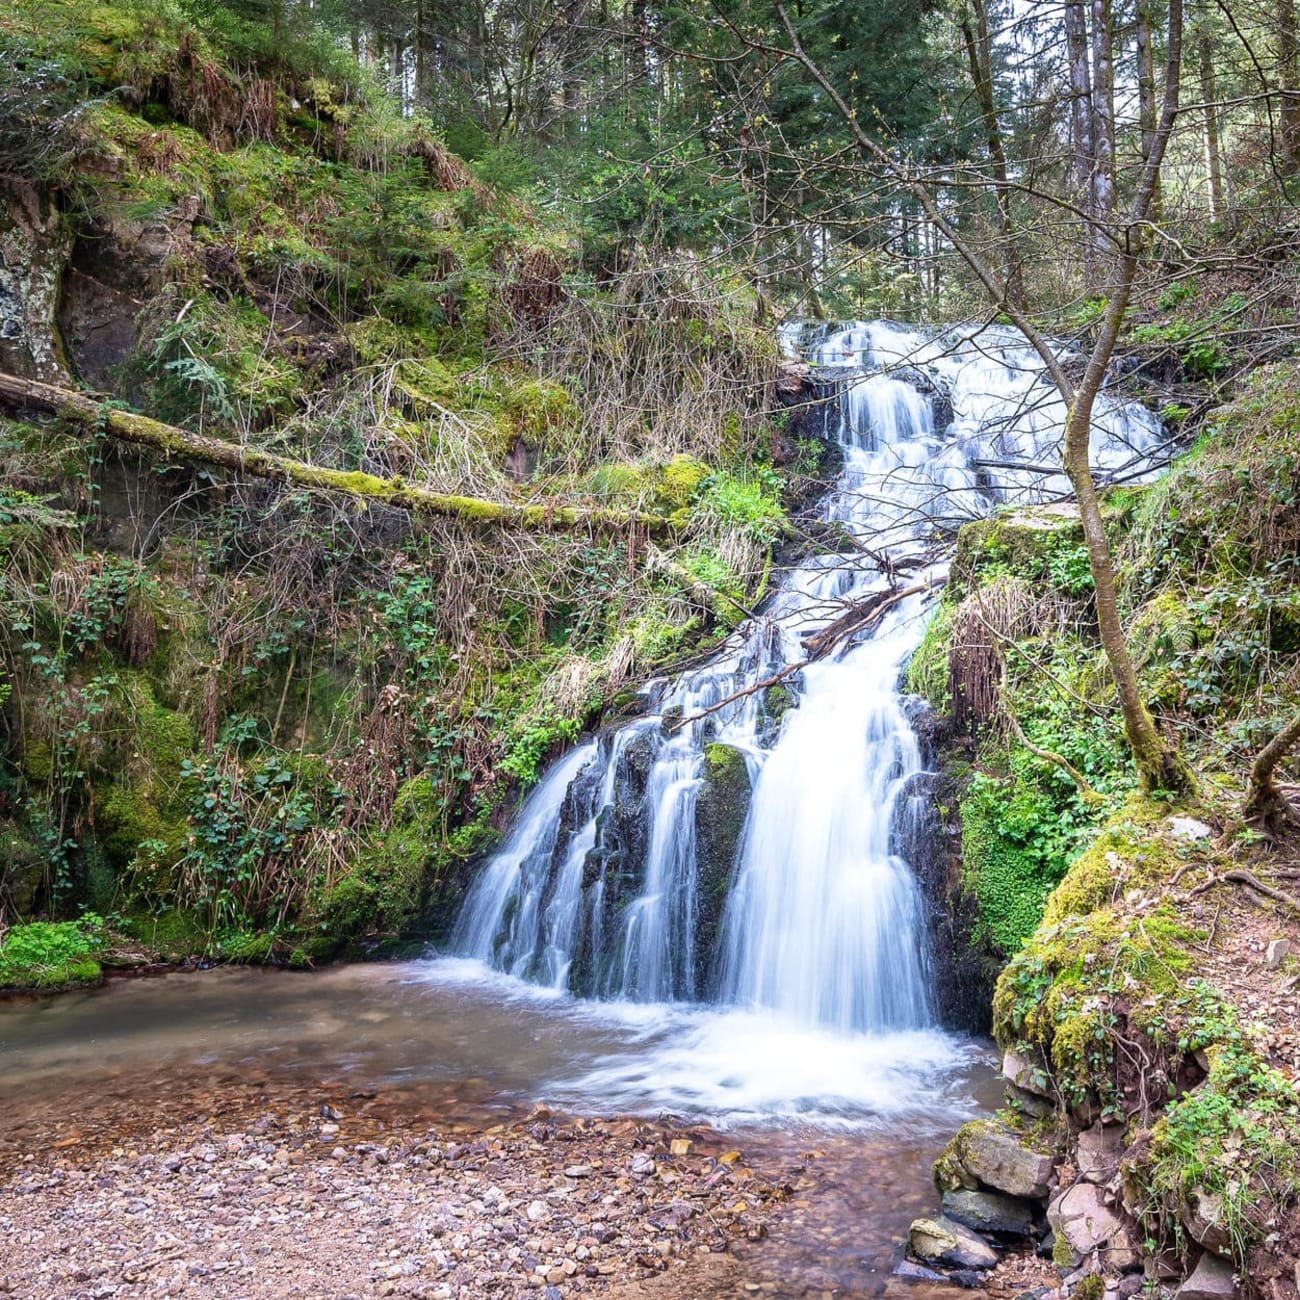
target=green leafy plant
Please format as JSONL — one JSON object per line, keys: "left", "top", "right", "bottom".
{"left": 0, "top": 913, "right": 104, "bottom": 988}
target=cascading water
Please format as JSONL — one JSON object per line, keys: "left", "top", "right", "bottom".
{"left": 452, "top": 321, "right": 1165, "bottom": 1037}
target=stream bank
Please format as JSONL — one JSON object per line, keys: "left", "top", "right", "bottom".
{"left": 903, "top": 365, "right": 1300, "bottom": 1298}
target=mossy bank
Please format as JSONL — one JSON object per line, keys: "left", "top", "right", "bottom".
{"left": 0, "top": 0, "right": 835, "bottom": 983}
{"left": 911, "top": 364, "right": 1300, "bottom": 1297}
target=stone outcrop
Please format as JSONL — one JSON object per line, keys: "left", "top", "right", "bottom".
{"left": 692, "top": 742, "right": 751, "bottom": 977}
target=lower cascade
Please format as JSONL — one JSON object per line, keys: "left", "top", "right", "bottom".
{"left": 452, "top": 320, "right": 1164, "bottom": 1033}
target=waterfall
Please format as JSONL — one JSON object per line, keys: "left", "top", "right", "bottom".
{"left": 452, "top": 321, "right": 1164, "bottom": 1032}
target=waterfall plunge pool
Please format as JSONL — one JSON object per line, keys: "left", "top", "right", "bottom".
{"left": 1, "top": 961, "right": 1002, "bottom": 1298}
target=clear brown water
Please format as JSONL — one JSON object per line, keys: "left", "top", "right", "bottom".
{"left": 0, "top": 960, "right": 1001, "bottom": 1297}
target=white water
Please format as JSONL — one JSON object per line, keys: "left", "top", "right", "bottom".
{"left": 450, "top": 320, "right": 1164, "bottom": 1078}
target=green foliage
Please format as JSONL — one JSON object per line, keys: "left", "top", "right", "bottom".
{"left": 961, "top": 771, "right": 1083, "bottom": 954}
{"left": 1140, "top": 1036, "right": 1300, "bottom": 1264}
{"left": 906, "top": 603, "right": 953, "bottom": 709}
{"left": 697, "top": 468, "right": 786, "bottom": 543}
{"left": 175, "top": 752, "right": 336, "bottom": 931}
{"left": 499, "top": 715, "right": 580, "bottom": 788}
{"left": 994, "top": 903, "right": 1198, "bottom": 1114}
{"left": 0, "top": 913, "right": 104, "bottom": 988}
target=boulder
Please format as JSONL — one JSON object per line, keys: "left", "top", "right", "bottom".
{"left": 941, "top": 1119, "right": 1056, "bottom": 1199}
{"left": 1075, "top": 1123, "right": 1126, "bottom": 1184}
{"left": 907, "top": 1215, "right": 998, "bottom": 1270}
{"left": 1176, "top": 1252, "right": 1236, "bottom": 1300}
{"left": 1048, "top": 1182, "right": 1123, "bottom": 1262}
{"left": 693, "top": 743, "right": 752, "bottom": 973}
{"left": 942, "top": 1189, "right": 1037, "bottom": 1238}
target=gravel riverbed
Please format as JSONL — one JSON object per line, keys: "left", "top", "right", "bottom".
{"left": 0, "top": 1082, "right": 799, "bottom": 1300}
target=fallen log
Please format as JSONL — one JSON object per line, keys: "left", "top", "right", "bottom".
{"left": 0, "top": 373, "right": 674, "bottom": 536}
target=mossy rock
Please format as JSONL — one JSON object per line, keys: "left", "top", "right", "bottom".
{"left": 933, "top": 1116, "right": 1056, "bottom": 1200}
{"left": 308, "top": 775, "right": 446, "bottom": 949}
{"left": 949, "top": 504, "right": 1083, "bottom": 599}
{"left": 0, "top": 823, "right": 45, "bottom": 914}
{"left": 693, "top": 742, "right": 751, "bottom": 979}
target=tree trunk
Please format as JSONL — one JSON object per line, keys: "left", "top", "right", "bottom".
{"left": 1199, "top": 27, "right": 1226, "bottom": 218}
{"left": 1065, "top": 0, "right": 1098, "bottom": 284}
{"left": 0, "top": 374, "right": 673, "bottom": 536}
{"left": 1136, "top": 0, "right": 1162, "bottom": 220}
{"left": 1243, "top": 712, "right": 1300, "bottom": 833}
{"left": 1279, "top": 0, "right": 1300, "bottom": 174}
{"left": 1090, "top": 0, "right": 1116, "bottom": 263}
{"left": 961, "top": 0, "right": 1025, "bottom": 311}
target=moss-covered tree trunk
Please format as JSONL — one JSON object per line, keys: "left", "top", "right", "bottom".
{"left": 0, "top": 374, "right": 673, "bottom": 536}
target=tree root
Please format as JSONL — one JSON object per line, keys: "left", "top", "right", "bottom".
{"left": 1188, "top": 868, "right": 1300, "bottom": 913}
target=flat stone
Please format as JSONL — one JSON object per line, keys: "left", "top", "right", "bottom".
{"left": 1048, "top": 1182, "right": 1123, "bottom": 1256}
{"left": 1075, "top": 1124, "right": 1126, "bottom": 1184}
{"left": 952, "top": 1120, "right": 1055, "bottom": 1199}
{"left": 1266, "top": 938, "right": 1291, "bottom": 969}
{"left": 1004, "top": 1083, "right": 1055, "bottom": 1121}
{"left": 907, "top": 1215, "right": 998, "bottom": 1271}
{"left": 894, "top": 1260, "right": 947, "bottom": 1283}
{"left": 1176, "top": 1252, "right": 1236, "bottom": 1300}
{"left": 1167, "top": 817, "right": 1212, "bottom": 841}
{"left": 942, "top": 1189, "right": 1037, "bottom": 1237}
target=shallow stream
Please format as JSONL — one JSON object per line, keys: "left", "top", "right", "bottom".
{"left": 0, "top": 960, "right": 1001, "bottom": 1296}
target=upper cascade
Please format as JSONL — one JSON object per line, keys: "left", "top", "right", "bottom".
{"left": 452, "top": 320, "right": 1166, "bottom": 1033}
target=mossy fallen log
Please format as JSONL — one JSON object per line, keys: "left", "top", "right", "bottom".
{"left": 0, "top": 373, "right": 674, "bottom": 536}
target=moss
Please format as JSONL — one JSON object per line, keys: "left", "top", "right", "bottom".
{"left": 1041, "top": 801, "right": 1194, "bottom": 926}
{"left": 126, "top": 907, "right": 208, "bottom": 960}
{"left": 308, "top": 774, "right": 445, "bottom": 949}
{"left": 905, "top": 603, "right": 953, "bottom": 710}
{"left": 658, "top": 454, "right": 709, "bottom": 509}
{"left": 21, "top": 739, "right": 54, "bottom": 783}
{"left": 993, "top": 902, "right": 1200, "bottom": 1108}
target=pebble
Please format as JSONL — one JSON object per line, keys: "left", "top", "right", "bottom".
{"left": 0, "top": 1101, "right": 790, "bottom": 1299}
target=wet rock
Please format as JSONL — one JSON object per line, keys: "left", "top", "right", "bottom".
{"left": 907, "top": 1215, "right": 998, "bottom": 1270}
{"left": 938, "top": 1119, "right": 1055, "bottom": 1200}
{"left": 894, "top": 1260, "right": 948, "bottom": 1282}
{"left": 941, "top": 1189, "right": 1037, "bottom": 1237}
{"left": 1176, "top": 1252, "right": 1236, "bottom": 1300}
{"left": 693, "top": 742, "right": 752, "bottom": 977}
{"left": 1047, "top": 1182, "right": 1122, "bottom": 1262}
